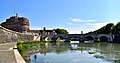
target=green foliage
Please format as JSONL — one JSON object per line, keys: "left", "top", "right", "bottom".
{"left": 88, "top": 51, "right": 97, "bottom": 54}
{"left": 17, "top": 41, "right": 43, "bottom": 55}
{"left": 55, "top": 28, "right": 68, "bottom": 34}
{"left": 78, "top": 47, "right": 87, "bottom": 50}
{"left": 96, "top": 23, "right": 114, "bottom": 34}
{"left": 105, "top": 23, "right": 114, "bottom": 34}
{"left": 114, "top": 22, "right": 120, "bottom": 34}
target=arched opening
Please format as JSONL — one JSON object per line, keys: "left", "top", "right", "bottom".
{"left": 56, "top": 36, "right": 64, "bottom": 41}
{"left": 70, "top": 35, "right": 79, "bottom": 41}
{"left": 44, "top": 36, "right": 51, "bottom": 41}
{"left": 100, "top": 36, "right": 108, "bottom": 42}
{"left": 85, "top": 36, "right": 94, "bottom": 41}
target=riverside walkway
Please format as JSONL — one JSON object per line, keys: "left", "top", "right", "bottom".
{"left": 0, "top": 42, "right": 17, "bottom": 63}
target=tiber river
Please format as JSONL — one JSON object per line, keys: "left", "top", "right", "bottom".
{"left": 24, "top": 41, "right": 120, "bottom": 63}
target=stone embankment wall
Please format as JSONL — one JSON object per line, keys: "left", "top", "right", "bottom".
{"left": 0, "top": 26, "right": 34, "bottom": 42}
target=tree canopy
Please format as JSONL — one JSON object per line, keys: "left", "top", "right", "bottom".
{"left": 55, "top": 28, "right": 68, "bottom": 34}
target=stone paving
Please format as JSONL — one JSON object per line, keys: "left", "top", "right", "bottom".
{"left": 0, "top": 42, "right": 17, "bottom": 63}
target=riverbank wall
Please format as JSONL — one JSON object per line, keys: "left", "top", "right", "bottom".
{"left": 0, "top": 26, "right": 34, "bottom": 42}
{"left": 13, "top": 45, "right": 26, "bottom": 63}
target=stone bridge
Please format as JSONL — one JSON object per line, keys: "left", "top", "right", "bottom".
{"left": 42, "top": 34, "right": 113, "bottom": 42}
{"left": 0, "top": 25, "right": 114, "bottom": 42}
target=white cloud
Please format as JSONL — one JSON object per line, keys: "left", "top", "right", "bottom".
{"left": 69, "top": 17, "right": 96, "bottom": 22}
{"left": 67, "top": 27, "right": 82, "bottom": 34}
{"left": 66, "top": 21, "right": 118, "bottom": 34}
{"left": 86, "top": 21, "right": 117, "bottom": 31}
{"left": 66, "top": 22, "right": 74, "bottom": 25}
{"left": 30, "top": 20, "right": 118, "bottom": 34}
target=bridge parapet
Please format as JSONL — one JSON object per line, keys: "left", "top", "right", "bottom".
{"left": 38, "top": 33, "right": 113, "bottom": 42}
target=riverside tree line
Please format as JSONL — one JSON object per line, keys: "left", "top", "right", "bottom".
{"left": 88, "top": 22, "right": 120, "bottom": 34}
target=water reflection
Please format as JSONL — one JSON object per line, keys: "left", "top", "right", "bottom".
{"left": 34, "top": 55, "right": 37, "bottom": 60}
{"left": 70, "top": 43, "right": 78, "bottom": 50}
{"left": 29, "top": 42, "right": 120, "bottom": 63}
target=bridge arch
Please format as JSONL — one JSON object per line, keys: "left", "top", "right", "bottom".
{"left": 85, "top": 36, "right": 94, "bottom": 41}
{"left": 43, "top": 36, "right": 51, "bottom": 41}
{"left": 56, "top": 36, "right": 64, "bottom": 41}
{"left": 99, "top": 36, "right": 108, "bottom": 42}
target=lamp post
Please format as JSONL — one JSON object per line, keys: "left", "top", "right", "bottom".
{"left": 81, "top": 31, "right": 83, "bottom": 41}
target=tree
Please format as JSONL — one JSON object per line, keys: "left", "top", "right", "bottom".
{"left": 55, "top": 28, "right": 68, "bottom": 34}
{"left": 111, "top": 25, "right": 116, "bottom": 34}
{"left": 114, "top": 22, "right": 120, "bottom": 34}
{"left": 104, "top": 23, "right": 114, "bottom": 34}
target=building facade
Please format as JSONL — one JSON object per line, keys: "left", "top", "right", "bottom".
{"left": 30, "top": 27, "right": 57, "bottom": 36}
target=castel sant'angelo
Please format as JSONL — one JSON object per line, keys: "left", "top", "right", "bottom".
{"left": 1, "top": 14, "right": 56, "bottom": 35}
{"left": 1, "top": 14, "right": 29, "bottom": 32}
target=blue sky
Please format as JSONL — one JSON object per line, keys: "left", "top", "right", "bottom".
{"left": 0, "top": 0, "right": 120, "bottom": 34}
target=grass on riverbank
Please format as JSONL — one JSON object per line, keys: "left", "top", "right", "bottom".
{"left": 17, "top": 41, "right": 45, "bottom": 55}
